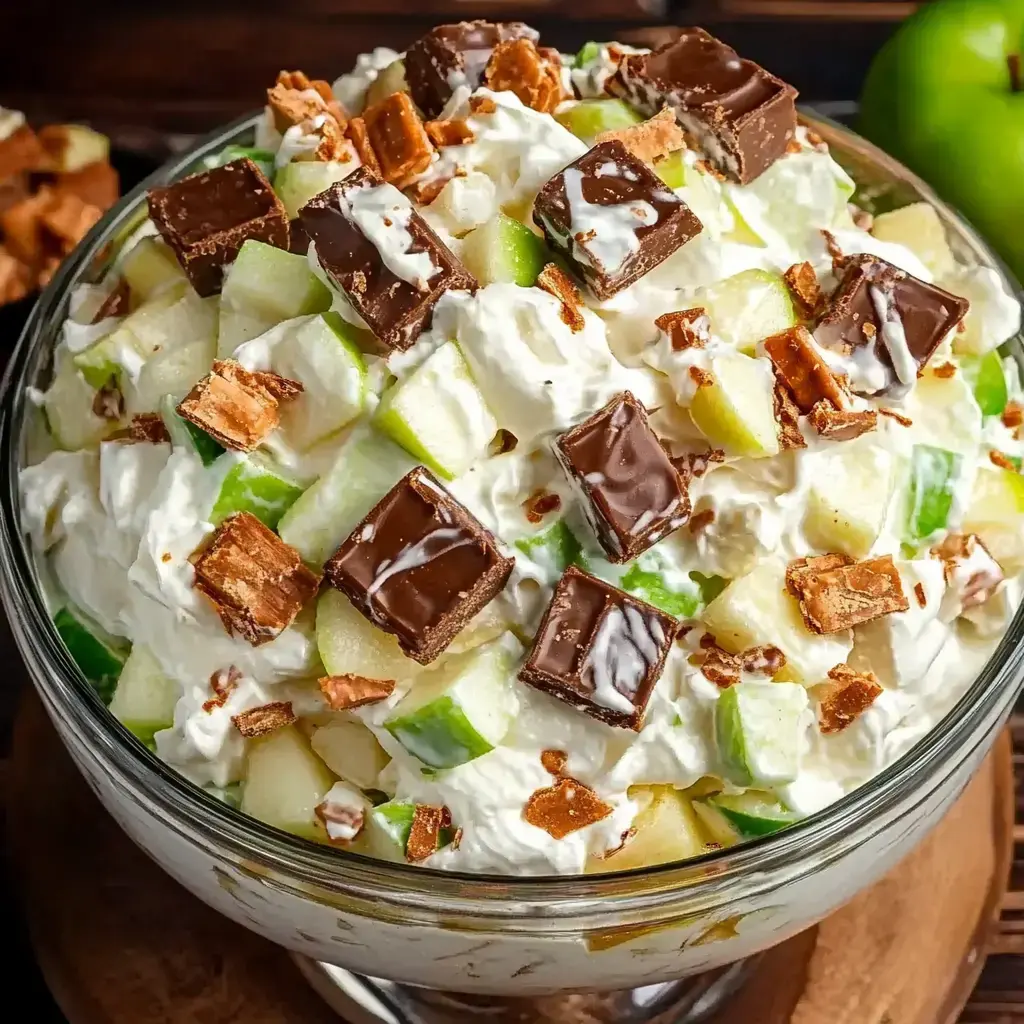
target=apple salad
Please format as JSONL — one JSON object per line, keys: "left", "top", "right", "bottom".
{"left": 19, "top": 24, "right": 1024, "bottom": 874}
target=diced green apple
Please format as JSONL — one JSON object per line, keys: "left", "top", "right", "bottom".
{"left": 203, "top": 144, "right": 276, "bottom": 182}
{"left": 108, "top": 643, "right": 179, "bottom": 748}
{"left": 205, "top": 782, "right": 243, "bottom": 809}
{"left": 962, "top": 467, "right": 1024, "bottom": 575}
{"left": 364, "top": 59, "right": 409, "bottom": 110}
{"left": 310, "top": 719, "right": 391, "bottom": 790}
{"left": 715, "top": 682, "right": 807, "bottom": 787}
{"left": 652, "top": 151, "right": 686, "bottom": 190}
{"left": 620, "top": 561, "right": 704, "bottom": 619}
{"left": 572, "top": 41, "right": 603, "bottom": 68}
{"left": 702, "top": 558, "right": 851, "bottom": 685}
{"left": 274, "top": 161, "right": 355, "bottom": 221}
{"left": 241, "top": 725, "right": 337, "bottom": 840}
{"left": 961, "top": 350, "right": 1008, "bottom": 418}
{"left": 904, "top": 444, "right": 961, "bottom": 542}
{"left": 124, "top": 332, "right": 216, "bottom": 415}
{"left": 53, "top": 605, "right": 128, "bottom": 704}
{"left": 689, "top": 352, "right": 780, "bottom": 458}
{"left": 160, "top": 395, "right": 225, "bottom": 465}
{"left": 374, "top": 341, "right": 496, "bottom": 480}
{"left": 44, "top": 352, "right": 118, "bottom": 450}
{"left": 701, "top": 791, "right": 800, "bottom": 838}
{"left": 272, "top": 312, "right": 366, "bottom": 450}
{"left": 460, "top": 213, "right": 550, "bottom": 287}
{"left": 365, "top": 799, "right": 456, "bottom": 861}
{"left": 384, "top": 638, "right": 519, "bottom": 769}
{"left": 120, "top": 236, "right": 186, "bottom": 302}
{"left": 46, "top": 124, "right": 110, "bottom": 173}
{"left": 870, "top": 202, "right": 955, "bottom": 280}
{"left": 210, "top": 455, "right": 306, "bottom": 530}
{"left": 278, "top": 428, "right": 415, "bottom": 567}
{"left": 554, "top": 99, "right": 643, "bottom": 142}
{"left": 695, "top": 270, "right": 796, "bottom": 352}
{"left": 316, "top": 588, "right": 425, "bottom": 682}
{"left": 515, "top": 520, "right": 582, "bottom": 580}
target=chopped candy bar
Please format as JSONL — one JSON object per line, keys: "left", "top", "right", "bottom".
{"left": 275, "top": 70, "right": 347, "bottom": 124}
{"left": 40, "top": 192, "right": 101, "bottom": 253}
{"left": 786, "top": 553, "right": 909, "bottom": 635}
{"left": 1, "top": 186, "right": 54, "bottom": 265}
{"left": 784, "top": 262, "right": 824, "bottom": 318}
{"left": 112, "top": 413, "right": 171, "bottom": 444}
{"left": 346, "top": 118, "right": 382, "bottom": 176}
{"left": 819, "top": 664, "right": 882, "bottom": 734}
{"left": 931, "top": 533, "right": 1004, "bottom": 609}
{"left": 484, "top": 38, "right": 563, "bottom": 115}
{"left": 56, "top": 161, "right": 119, "bottom": 211}
{"left": 356, "top": 92, "right": 434, "bottom": 188}
{"left": 0, "top": 173, "right": 29, "bottom": 217}
{"left": 519, "top": 566, "right": 680, "bottom": 730}
{"left": 522, "top": 777, "right": 613, "bottom": 840}
{"left": 763, "top": 326, "right": 846, "bottom": 414}
{"left": 406, "top": 804, "right": 449, "bottom": 862}
{"left": 555, "top": 392, "right": 691, "bottom": 562}
{"left": 807, "top": 399, "right": 877, "bottom": 442}
{"left": 91, "top": 278, "right": 130, "bottom": 322}
{"left": 232, "top": 701, "right": 297, "bottom": 737}
{"left": 424, "top": 119, "right": 474, "bottom": 148}
{"left": 773, "top": 374, "right": 806, "bottom": 450}
{"left": 300, "top": 167, "right": 476, "bottom": 352}
{"left": 655, "top": 307, "right": 711, "bottom": 351}
{"left": 814, "top": 255, "right": 970, "bottom": 396}
{"left": 533, "top": 139, "right": 702, "bottom": 300}
{"left": 319, "top": 674, "right": 396, "bottom": 710}
{"left": 608, "top": 28, "right": 797, "bottom": 185}
{"left": 0, "top": 124, "right": 46, "bottom": 180}
{"left": 596, "top": 108, "right": 686, "bottom": 166}
{"left": 192, "top": 511, "right": 322, "bottom": 646}
{"left": 536, "top": 262, "right": 585, "bottom": 333}
{"left": 323, "top": 467, "right": 514, "bottom": 664}
{"left": 267, "top": 80, "right": 348, "bottom": 162}
{"left": 315, "top": 783, "right": 367, "bottom": 844}
{"left": 405, "top": 20, "right": 540, "bottom": 119}
{"left": 147, "top": 159, "right": 289, "bottom": 296}
{"left": 696, "top": 639, "right": 786, "bottom": 688}
{"left": 176, "top": 359, "right": 302, "bottom": 452}
{"left": 0, "top": 246, "right": 32, "bottom": 305}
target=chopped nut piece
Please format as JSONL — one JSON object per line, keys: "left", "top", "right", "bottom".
{"left": 536, "top": 262, "right": 585, "bottom": 333}
{"left": 990, "top": 450, "right": 1017, "bottom": 472}
{"left": 914, "top": 582, "right": 927, "bottom": 609}
{"left": 360, "top": 92, "right": 434, "bottom": 188}
{"left": 819, "top": 664, "right": 882, "bottom": 734}
{"left": 522, "top": 777, "right": 613, "bottom": 840}
{"left": 232, "top": 701, "right": 297, "bottom": 737}
{"left": 655, "top": 307, "right": 710, "bottom": 351}
{"left": 1001, "top": 401, "right": 1023, "bottom": 430}
{"left": 203, "top": 666, "right": 241, "bottom": 712}
{"left": 406, "top": 804, "right": 448, "bottom": 863}
{"left": 763, "top": 326, "right": 845, "bottom": 414}
{"left": 787, "top": 554, "right": 908, "bottom": 634}
{"left": 92, "top": 378, "right": 124, "bottom": 421}
{"left": 523, "top": 489, "right": 561, "bottom": 524}
{"left": 177, "top": 359, "right": 303, "bottom": 452}
{"left": 783, "top": 262, "right": 824, "bottom": 318}
{"left": 0, "top": 246, "right": 32, "bottom": 305}
{"left": 540, "top": 749, "right": 568, "bottom": 776}
{"left": 424, "top": 119, "right": 474, "bottom": 148}
{"left": 878, "top": 407, "right": 912, "bottom": 428}
{"left": 192, "top": 511, "right": 322, "bottom": 646}
{"left": 595, "top": 108, "right": 686, "bottom": 166}
{"left": 318, "top": 674, "right": 396, "bottom": 710}
{"left": 808, "top": 400, "right": 878, "bottom": 442}
{"left": 485, "top": 38, "right": 564, "bottom": 114}
{"left": 345, "top": 117, "right": 382, "bottom": 177}
{"left": 773, "top": 373, "right": 807, "bottom": 451}
{"left": 931, "top": 533, "right": 1004, "bottom": 608}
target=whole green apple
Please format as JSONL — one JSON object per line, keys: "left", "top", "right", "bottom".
{"left": 860, "top": 0, "right": 1024, "bottom": 283}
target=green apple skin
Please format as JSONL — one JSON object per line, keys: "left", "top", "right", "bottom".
{"left": 210, "top": 457, "right": 306, "bottom": 531}
{"left": 860, "top": 0, "right": 1024, "bottom": 283}
{"left": 555, "top": 99, "right": 643, "bottom": 141}
{"left": 905, "top": 444, "right": 962, "bottom": 542}
{"left": 53, "top": 606, "right": 128, "bottom": 704}
{"left": 962, "top": 350, "right": 1009, "bottom": 417}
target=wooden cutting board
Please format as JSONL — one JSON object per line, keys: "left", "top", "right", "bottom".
{"left": 5, "top": 691, "right": 1014, "bottom": 1024}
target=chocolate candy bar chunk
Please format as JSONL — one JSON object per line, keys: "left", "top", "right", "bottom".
{"left": 405, "top": 20, "right": 539, "bottom": 119}
{"left": 300, "top": 167, "right": 476, "bottom": 352}
{"left": 609, "top": 28, "right": 797, "bottom": 185}
{"left": 147, "top": 158, "right": 288, "bottom": 297}
{"left": 520, "top": 567, "right": 679, "bottom": 730}
{"left": 324, "top": 467, "right": 514, "bottom": 664}
{"left": 533, "top": 140, "right": 702, "bottom": 300}
{"left": 555, "top": 392, "right": 690, "bottom": 563}
{"left": 815, "top": 255, "right": 970, "bottom": 397}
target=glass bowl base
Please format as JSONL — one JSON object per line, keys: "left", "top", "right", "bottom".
{"left": 290, "top": 954, "right": 757, "bottom": 1024}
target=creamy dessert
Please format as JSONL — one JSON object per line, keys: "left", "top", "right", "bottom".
{"left": 19, "top": 24, "right": 1024, "bottom": 876}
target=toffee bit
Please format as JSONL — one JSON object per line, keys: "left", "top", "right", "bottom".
{"left": 202, "top": 665, "right": 242, "bottom": 713}
{"left": 990, "top": 450, "right": 1017, "bottom": 472}
{"left": 773, "top": 375, "right": 807, "bottom": 451}
{"left": 932, "top": 362, "right": 957, "bottom": 379}
{"left": 424, "top": 118, "right": 474, "bottom": 148}
{"left": 484, "top": 38, "right": 563, "bottom": 114}
{"left": 595, "top": 108, "right": 685, "bottom": 166}
{"left": 808, "top": 400, "right": 877, "bottom": 442}
{"left": 740, "top": 644, "right": 786, "bottom": 676}
{"left": 406, "top": 804, "right": 448, "bottom": 862}
{"left": 673, "top": 448, "right": 725, "bottom": 484}
{"left": 536, "top": 262, "right": 585, "bottom": 333}
{"left": 819, "top": 664, "right": 882, "bottom": 735}
{"left": 689, "top": 365, "right": 714, "bottom": 389}
{"left": 1001, "top": 401, "right": 1024, "bottom": 430}
{"left": 318, "top": 674, "right": 396, "bottom": 710}
{"left": 232, "top": 701, "right": 296, "bottom": 738}
{"left": 821, "top": 228, "right": 844, "bottom": 262}
{"left": 540, "top": 749, "right": 568, "bottom": 776}
{"left": 914, "top": 582, "right": 927, "bottom": 609}
{"left": 655, "top": 307, "right": 710, "bottom": 351}
{"left": 469, "top": 95, "right": 497, "bottom": 115}
{"left": 522, "top": 777, "right": 613, "bottom": 840}
{"left": 523, "top": 489, "right": 562, "bottom": 524}
{"left": 783, "top": 262, "right": 823, "bottom": 318}
{"left": 878, "top": 407, "right": 912, "bottom": 428}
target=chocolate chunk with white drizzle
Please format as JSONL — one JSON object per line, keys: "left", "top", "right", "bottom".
{"left": 300, "top": 166, "right": 477, "bottom": 352}
{"left": 555, "top": 391, "right": 691, "bottom": 563}
{"left": 814, "top": 255, "right": 970, "bottom": 398}
{"left": 520, "top": 566, "right": 680, "bottom": 730}
{"left": 323, "top": 467, "right": 514, "bottom": 664}
{"left": 532, "top": 139, "right": 702, "bottom": 300}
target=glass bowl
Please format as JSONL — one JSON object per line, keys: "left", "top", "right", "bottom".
{"left": 1, "top": 111, "right": 1022, "bottom": 1020}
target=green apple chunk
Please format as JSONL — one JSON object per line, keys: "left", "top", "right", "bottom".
{"left": 120, "top": 236, "right": 187, "bottom": 302}
{"left": 460, "top": 213, "right": 550, "bottom": 287}
{"left": 870, "top": 202, "right": 955, "bottom": 280}
{"left": 366, "top": 799, "right": 456, "bottom": 861}
{"left": 962, "top": 466, "right": 1024, "bottom": 574}
{"left": 125, "top": 331, "right": 216, "bottom": 415}
{"left": 205, "top": 782, "right": 243, "bottom": 809}
{"left": 689, "top": 352, "right": 780, "bottom": 458}
{"left": 274, "top": 161, "right": 354, "bottom": 221}
{"left": 364, "top": 59, "right": 409, "bottom": 109}
{"left": 241, "top": 725, "right": 337, "bottom": 840}
{"left": 702, "top": 558, "right": 850, "bottom": 685}
{"left": 384, "top": 639, "right": 519, "bottom": 769}
{"left": 108, "top": 643, "right": 179, "bottom": 748}
{"left": 515, "top": 520, "right": 583, "bottom": 580}
{"left": 696, "top": 270, "right": 796, "bottom": 353}
{"left": 620, "top": 561, "right": 704, "bottom": 619}
{"left": 572, "top": 41, "right": 603, "bottom": 68}
{"left": 961, "top": 350, "right": 1008, "bottom": 417}
{"left": 715, "top": 682, "right": 807, "bottom": 787}
{"left": 160, "top": 395, "right": 225, "bottom": 465}
{"left": 53, "top": 605, "right": 128, "bottom": 704}
{"left": 804, "top": 439, "right": 896, "bottom": 558}
{"left": 273, "top": 312, "right": 366, "bottom": 450}
{"left": 203, "top": 144, "right": 276, "bottom": 182}
{"left": 316, "top": 588, "right": 425, "bottom": 682}
{"left": 904, "top": 444, "right": 961, "bottom": 542}
{"left": 374, "top": 341, "right": 496, "bottom": 480}
{"left": 589, "top": 786, "right": 711, "bottom": 873}
{"left": 652, "top": 151, "right": 686, "bottom": 190}
{"left": 700, "top": 791, "right": 800, "bottom": 839}
{"left": 555, "top": 99, "right": 643, "bottom": 142}
{"left": 45, "top": 351, "right": 118, "bottom": 450}
{"left": 210, "top": 455, "right": 306, "bottom": 530}
{"left": 278, "top": 428, "right": 415, "bottom": 567}
{"left": 47, "top": 124, "right": 110, "bottom": 172}
{"left": 310, "top": 719, "right": 391, "bottom": 790}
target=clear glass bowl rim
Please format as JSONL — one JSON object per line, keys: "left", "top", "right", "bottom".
{"left": 1, "top": 109, "right": 1023, "bottom": 914}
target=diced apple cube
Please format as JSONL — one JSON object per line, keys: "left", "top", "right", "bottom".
{"left": 160, "top": 395, "right": 225, "bottom": 465}
{"left": 120, "top": 236, "right": 186, "bottom": 301}
{"left": 460, "top": 213, "right": 550, "bottom": 287}
{"left": 620, "top": 561, "right": 704, "bottom": 619}
{"left": 210, "top": 455, "right": 306, "bottom": 530}
{"left": 364, "top": 59, "right": 409, "bottom": 110}
{"left": 53, "top": 605, "right": 128, "bottom": 704}
{"left": 904, "top": 444, "right": 961, "bottom": 543}
{"left": 695, "top": 269, "right": 796, "bottom": 353}
{"left": 961, "top": 350, "right": 1008, "bottom": 418}
{"left": 701, "top": 791, "right": 800, "bottom": 838}
{"left": 108, "top": 643, "right": 179, "bottom": 747}
{"left": 310, "top": 719, "right": 391, "bottom": 790}
{"left": 515, "top": 519, "right": 583, "bottom": 581}
{"left": 45, "top": 351, "right": 118, "bottom": 450}
{"left": 124, "top": 331, "right": 216, "bottom": 415}
{"left": 689, "top": 352, "right": 780, "bottom": 458}
{"left": 962, "top": 467, "right": 1024, "bottom": 574}
{"left": 555, "top": 99, "right": 643, "bottom": 142}
{"left": 274, "top": 161, "right": 356, "bottom": 221}
{"left": 203, "top": 144, "right": 277, "bottom": 182}
{"left": 870, "top": 202, "right": 955, "bottom": 280}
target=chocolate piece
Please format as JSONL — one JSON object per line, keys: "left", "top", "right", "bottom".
{"left": 323, "top": 467, "right": 514, "bottom": 664}
{"left": 300, "top": 167, "right": 477, "bottom": 352}
{"left": 522, "top": 777, "right": 613, "bottom": 840}
{"left": 819, "top": 664, "right": 882, "bottom": 735}
{"left": 405, "top": 20, "right": 539, "bottom": 119}
{"left": 555, "top": 392, "right": 691, "bottom": 563}
{"left": 519, "top": 566, "right": 679, "bottom": 730}
{"left": 763, "top": 326, "right": 845, "bottom": 414}
{"left": 533, "top": 140, "right": 702, "bottom": 300}
{"left": 232, "top": 701, "right": 297, "bottom": 738}
{"left": 814, "top": 255, "right": 970, "bottom": 397}
{"left": 318, "top": 674, "right": 396, "bottom": 710}
{"left": 192, "top": 512, "right": 322, "bottom": 647}
{"left": 147, "top": 159, "right": 289, "bottom": 297}
{"left": 608, "top": 28, "right": 797, "bottom": 185}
